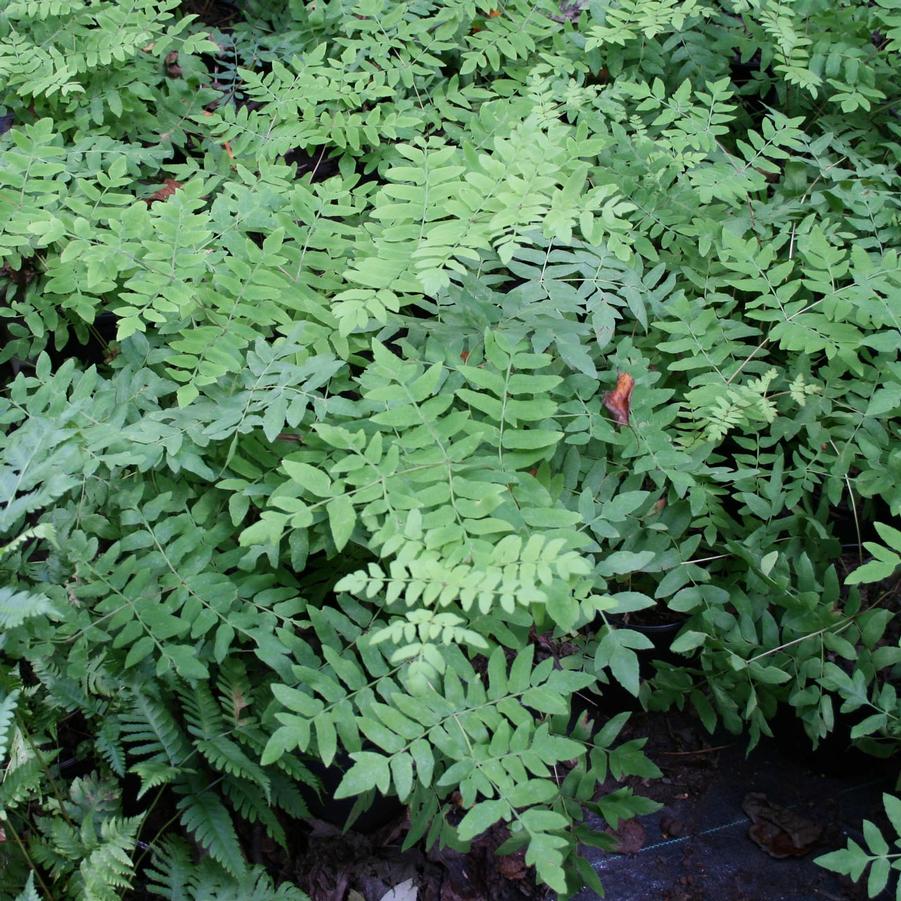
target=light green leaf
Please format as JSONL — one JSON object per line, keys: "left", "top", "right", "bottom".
{"left": 670, "top": 630, "right": 707, "bottom": 654}
{"left": 283, "top": 461, "right": 334, "bottom": 497}
{"left": 327, "top": 495, "right": 356, "bottom": 551}
{"left": 457, "top": 800, "right": 509, "bottom": 841}
{"left": 335, "top": 752, "right": 391, "bottom": 798}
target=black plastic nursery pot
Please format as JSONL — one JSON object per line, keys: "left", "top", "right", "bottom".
{"left": 769, "top": 701, "right": 899, "bottom": 781}
{"left": 301, "top": 751, "right": 405, "bottom": 833}
{"left": 618, "top": 609, "right": 687, "bottom": 664}
{"left": 575, "top": 614, "right": 687, "bottom": 719}
{"left": 62, "top": 311, "right": 120, "bottom": 368}
{"left": 631, "top": 619, "right": 683, "bottom": 647}
{"left": 6, "top": 310, "right": 121, "bottom": 376}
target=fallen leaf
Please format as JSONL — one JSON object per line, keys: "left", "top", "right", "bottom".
{"left": 742, "top": 793, "right": 823, "bottom": 859}
{"left": 146, "top": 178, "right": 183, "bottom": 205}
{"left": 379, "top": 878, "right": 418, "bottom": 901}
{"left": 607, "top": 817, "right": 645, "bottom": 854}
{"left": 497, "top": 851, "right": 528, "bottom": 880}
{"left": 659, "top": 813, "right": 687, "bottom": 837}
{"left": 603, "top": 372, "right": 635, "bottom": 425}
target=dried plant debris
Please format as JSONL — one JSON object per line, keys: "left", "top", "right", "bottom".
{"left": 742, "top": 794, "right": 824, "bottom": 859}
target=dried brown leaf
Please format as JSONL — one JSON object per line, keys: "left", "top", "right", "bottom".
{"left": 603, "top": 372, "right": 635, "bottom": 425}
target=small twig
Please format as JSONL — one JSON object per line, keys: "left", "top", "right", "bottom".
{"left": 658, "top": 744, "right": 732, "bottom": 756}
{"left": 309, "top": 145, "right": 329, "bottom": 181}
{"left": 828, "top": 439, "right": 862, "bottom": 564}
{"left": 4, "top": 816, "right": 56, "bottom": 900}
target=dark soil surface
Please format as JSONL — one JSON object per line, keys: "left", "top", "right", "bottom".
{"left": 294, "top": 708, "right": 895, "bottom": 901}
{"left": 574, "top": 711, "right": 895, "bottom": 901}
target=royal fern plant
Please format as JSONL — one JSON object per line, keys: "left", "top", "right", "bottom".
{"left": 1, "top": 0, "right": 899, "bottom": 897}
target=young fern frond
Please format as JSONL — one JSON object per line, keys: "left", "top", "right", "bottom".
{"left": 76, "top": 816, "right": 142, "bottom": 901}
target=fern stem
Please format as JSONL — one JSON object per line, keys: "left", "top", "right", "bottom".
{"left": 4, "top": 815, "right": 56, "bottom": 901}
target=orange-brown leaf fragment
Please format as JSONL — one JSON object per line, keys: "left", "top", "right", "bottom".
{"left": 146, "top": 179, "right": 182, "bottom": 205}
{"left": 604, "top": 372, "right": 635, "bottom": 426}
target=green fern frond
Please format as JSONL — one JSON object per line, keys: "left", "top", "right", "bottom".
{"left": 143, "top": 837, "right": 195, "bottom": 901}
{"left": 176, "top": 785, "right": 245, "bottom": 878}
{"left": 0, "top": 689, "right": 19, "bottom": 765}
{"left": 220, "top": 776, "right": 286, "bottom": 848}
{"left": 0, "top": 587, "right": 56, "bottom": 629}
{"left": 120, "top": 689, "right": 192, "bottom": 769}
{"left": 0, "top": 754, "right": 46, "bottom": 810}
{"left": 147, "top": 837, "right": 309, "bottom": 901}
{"left": 76, "top": 816, "right": 142, "bottom": 901}
{"left": 13, "top": 873, "right": 42, "bottom": 901}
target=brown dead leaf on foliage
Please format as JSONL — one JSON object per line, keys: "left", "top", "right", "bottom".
{"left": 603, "top": 372, "right": 635, "bottom": 425}
{"left": 146, "top": 179, "right": 183, "bottom": 205}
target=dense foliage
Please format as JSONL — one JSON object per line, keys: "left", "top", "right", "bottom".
{"left": 1, "top": 0, "right": 899, "bottom": 897}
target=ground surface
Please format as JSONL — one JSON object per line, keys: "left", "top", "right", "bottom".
{"left": 576, "top": 712, "right": 894, "bottom": 901}
{"left": 293, "top": 708, "right": 894, "bottom": 901}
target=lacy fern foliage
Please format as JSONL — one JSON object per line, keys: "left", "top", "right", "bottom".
{"left": 1, "top": 0, "right": 899, "bottom": 897}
